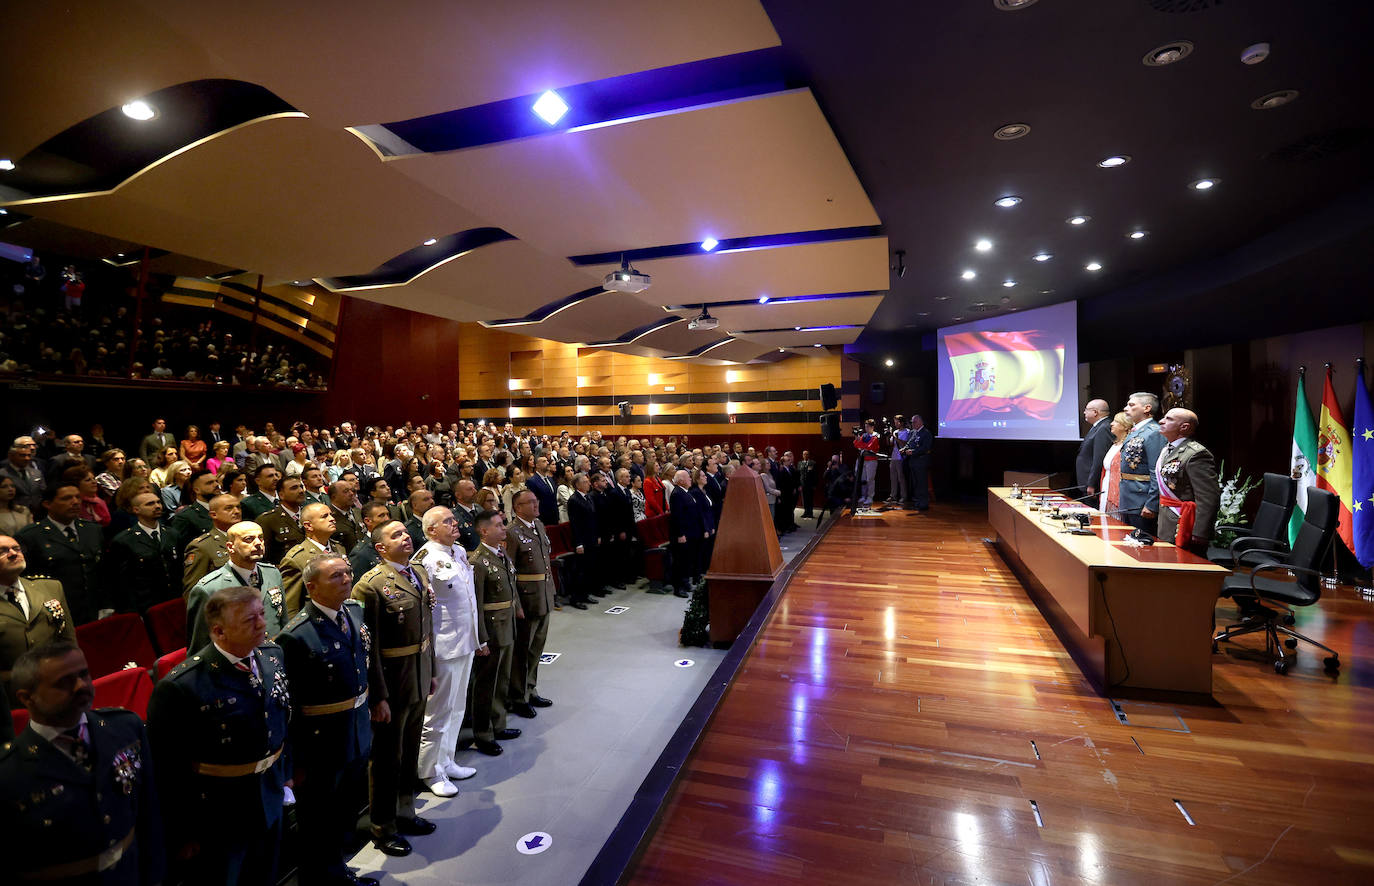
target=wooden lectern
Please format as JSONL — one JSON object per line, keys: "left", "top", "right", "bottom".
{"left": 705, "top": 463, "right": 784, "bottom": 645}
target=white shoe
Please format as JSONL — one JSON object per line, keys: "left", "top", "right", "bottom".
{"left": 444, "top": 762, "right": 477, "bottom": 780}
{"left": 427, "top": 777, "right": 458, "bottom": 797}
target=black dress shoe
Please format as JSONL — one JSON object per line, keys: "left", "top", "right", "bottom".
{"left": 529, "top": 694, "right": 553, "bottom": 707}
{"left": 372, "top": 834, "right": 412, "bottom": 856}
{"left": 347, "top": 875, "right": 380, "bottom": 886}
{"left": 474, "top": 739, "right": 504, "bottom": 756}
{"left": 570, "top": 601, "right": 588, "bottom": 610}
{"left": 495, "top": 727, "right": 522, "bottom": 740}
{"left": 396, "top": 815, "right": 436, "bottom": 836}
{"left": 673, "top": 589, "right": 690, "bottom": 598}
{"left": 509, "top": 702, "right": 537, "bottom": 719}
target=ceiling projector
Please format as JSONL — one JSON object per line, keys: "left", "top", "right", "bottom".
{"left": 603, "top": 258, "right": 651, "bottom": 293}
{"left": 687, "top": 306, "right": 718, "bottom": 331}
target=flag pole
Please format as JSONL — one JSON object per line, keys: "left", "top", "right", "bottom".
{"left": 1326, "top": 362, "right": 1339, "bottom": 586}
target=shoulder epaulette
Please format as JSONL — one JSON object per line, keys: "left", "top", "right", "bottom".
{"left": 285, "top": 612, "right": 309, "bottom": 630}
{"left": 343, "top": 598, "right": 363, "bottom": 611}
{"left": 168, "top": 653, "right": 207, "bottom": 679}
{"left": 25, "top": 574, "right": 54, "bottom": 581}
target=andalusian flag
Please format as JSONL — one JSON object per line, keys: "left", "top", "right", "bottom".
{"left": 1289, "top": 370, "right": 1318, "bottom": 547}
{"left": 944, "top": 329, "right": 1064, "bottom": 421}
{"left": 1352, "top": 361, "right": 1373, "bottom": 568}
{"left": 1317, "top": 366, "right": 1354, "bottom": 551}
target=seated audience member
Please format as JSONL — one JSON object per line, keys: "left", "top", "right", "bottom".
{"left": 0, "top": 476, "right": 34, "bottom": 536}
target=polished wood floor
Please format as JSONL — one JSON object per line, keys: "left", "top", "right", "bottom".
{"left": 625, "top": 505, "right": 1374, "bottom": 886}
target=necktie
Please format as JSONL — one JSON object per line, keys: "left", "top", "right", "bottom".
{"left": 336, "top": 610, "right": 350, "bottom": 637}
{"left": 249, "top": 569, "right": 262, "bottom": 589}
{"left": 403, "top": 566, "right": 420, "bottom": 588}
{"left": 64, "top": 526, "right": 77, "bottom": 543}
{"left": 55, "top": 725, "right": 91, "bottom": 772}
{"left": 149, "top": 530, "right": 159, "bottom": 542}
{"left": 2, "top": 586, "right": 18, "bottom": 607}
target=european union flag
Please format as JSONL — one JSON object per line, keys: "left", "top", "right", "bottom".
{"left": 1354, "top": 361, "right": 1374, "bottom": 568}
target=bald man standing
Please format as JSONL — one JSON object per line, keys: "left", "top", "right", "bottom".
{"left": 1156, "top": 408, "right": 1220, "bottom": 555}
{"left": 1075, "top": 398, "right": 1113, "bottom": 498}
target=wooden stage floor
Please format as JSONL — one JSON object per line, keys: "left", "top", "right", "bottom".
{"left": 625, "top": 504, "right": 1374, "bottom": 886}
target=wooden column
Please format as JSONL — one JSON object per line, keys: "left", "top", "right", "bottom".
{"left": 705, "top": 463, "right": 784, "bottom": 644}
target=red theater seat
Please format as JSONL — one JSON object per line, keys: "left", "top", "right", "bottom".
{"left": 144, "top": 597, "right": 188, "bottom": 655}
{"left": 10, "top": 707, "right": 29, "bottom": 734}
{"left": 640, "top": 515, "right": 672, "bottom": 589}
{"left": 75, "top": 612, "right": 158, "bottom": 679}
{"left": 92, "top": 667, "right": 155, "bottom": 719}
{"left": 155, "top": 647, "right": 188, "bottom": 681}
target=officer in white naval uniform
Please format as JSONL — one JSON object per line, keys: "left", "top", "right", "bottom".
{"left": 411, "top": 506, "right": 484, "bottom": 797}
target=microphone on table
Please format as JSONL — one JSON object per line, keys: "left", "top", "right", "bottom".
{"left": 1101, "top": 505, "right": 1156, "bottom": 545}
{"left": 1009, "top": 473, "right": 1054, "bottom": 498}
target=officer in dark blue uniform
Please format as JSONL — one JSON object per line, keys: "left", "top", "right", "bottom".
{"left": 276, "top": 553, "right": 379, "bottom": 886}
{"left": 147, "top": 585, "right": 291, "bottom": 885}
{"left": 0, "top": 640, "right": 164, "bottom": 885}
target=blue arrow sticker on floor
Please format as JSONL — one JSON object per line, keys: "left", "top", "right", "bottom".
{"left": 516, "top": 831, "right": 552, "bottom": 855}
{"left": 675, "top": 659, "right": 695, "bottom": 668}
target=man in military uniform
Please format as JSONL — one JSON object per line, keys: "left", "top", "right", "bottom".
{"left": 1156, "top": 408, "right": 1221, "bottom": 555}
{"left": 1118, "top": 392, "right": 1167, "bottom": 535}
{"left": 404, "top": 488, "right": 434, "bottom": 549}
{"left": 148, "top": 586, "right": 291, "bottom": 885}
{"left": 240, "top": 462, "right": 282, "bottom": 521}
{"left": 275, "top": 555, "right": 379, "bottom": 886}
{"left": 182, "top": 493, "right": 241, "bottom": 594}
{"left": 351, "top": 521, "right": 437, "bottom": 857}
{"left": 506, "top": 490, "right": 555, "bottom": 720}
{"left": 187, "top": 522, "right": 285, "bottom": 652}
{"left": 16, "top": 482, "right": 105, "bottom": 624}
{"left": 166, "top": 467, "right": 221, "bottom": 557}
{"left": 348, "top": 500, "right": 394, "bottom": 579}
{"left": 469, "top": 509, "right": 524, "bottom": 756}
{"left": 1, "top": 535, "right": 78, "bottom": 712}
{"left": 327, "top": 480, "right": 364, "bottom": 552}
{"left": 105, "top": 490, "right": 179, "bottom": 613}
{"left": 279, "top": 501, "right": 347, "bottom": 618}
{"left": 413, "top": 507, "right": 481, "bottom": 797}
{"left": 451, "top": 479, "right": 480, "bottom": 552}
{"left": 1, "top": 641, "right": 164, "bottom": 884}
{"left": 256, "top": 474, "right": 308, "bottom": 565}
{"left": 301, "top": 465, "right": 330, "bottom": 506}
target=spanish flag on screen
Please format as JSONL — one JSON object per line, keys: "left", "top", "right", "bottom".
{"left": 945, "top": 330, "right": 1064, "bottom": 421}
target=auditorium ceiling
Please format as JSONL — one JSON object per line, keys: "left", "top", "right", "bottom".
{"left": 3, "top": 1, "right": 1373, "bottom": 364}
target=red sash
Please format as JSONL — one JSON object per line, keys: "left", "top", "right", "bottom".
{"left": 1158, "top": 487, "right": 1196, "bottom": 547}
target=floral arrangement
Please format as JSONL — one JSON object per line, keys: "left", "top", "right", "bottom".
{"left": 1212, "top": 461, "right": 1261, "bottom": 547}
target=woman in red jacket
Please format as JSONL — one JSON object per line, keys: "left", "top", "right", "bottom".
{"left": 644, "top": 456, "right": 667, "bottom": 518}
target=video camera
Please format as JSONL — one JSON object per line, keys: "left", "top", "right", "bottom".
{"left": 852, "top": 416, "right": 894, "bottom": 438}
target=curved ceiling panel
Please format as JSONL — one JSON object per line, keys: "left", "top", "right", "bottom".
{"left": 317, "top": 228, "right": 516, "bottom": 291}
{"left": 1, "top": 80, "right": 300, "bottom": 202}
{"left": 704, "top": 295, "right": 884, "bottom": 332}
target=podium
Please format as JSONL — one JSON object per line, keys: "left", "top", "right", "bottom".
{"left": 705, "top": 463, "right": 784, "bottom": 645}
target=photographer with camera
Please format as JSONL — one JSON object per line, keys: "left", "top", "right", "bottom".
{"left": 886, "top": 416, "right": 911, "bottom": 505}
{"left": 854, "top": 419, "right": 881, "bottom": 506}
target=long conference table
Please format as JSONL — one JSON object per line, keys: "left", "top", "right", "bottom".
{"left": 988, "top": 486, "right": 1229, "bottom": 696}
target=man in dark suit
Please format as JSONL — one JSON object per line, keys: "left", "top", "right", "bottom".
{"left": 275, "top": 555, "right": 379, "bottom": 886}
{"left": 45, "top": 433, "right": 96, "bottom": 484}
{"left": 2, "top": 641, "right": 164, "bottom": 885}
{"left": 527, "top": 456, "right": 560, "bottom": 526}
{"left": 105, "top": 490, "right": 180, "bottom": 613}
{"left": 1075, "top": 398, "right": 1113, "bottom": 499}
{"left": 565, "top": 473, "right": 600, "bottom": 610}
{"left": 901, "top": 414, "right": 934, "bottom": 512}
{"left": 668, "top": 470, "right": 705, "bottom": 598}
{"left": 603, "top": 469, "right": 637, "bottom": 589}
{"left": 16, "top": 483, "right": 105, "bottom": 624}
{"left": 138, "top": 418, "right": 172, "bottom": 462}
{"left": 148, "top": 586, "right": 290, "bottom": 885}
{"left": 774, "top": 452, "right": 799, "bottom": 533}
{"left": 797, "top": 451, "right": 817, "bottom": 519}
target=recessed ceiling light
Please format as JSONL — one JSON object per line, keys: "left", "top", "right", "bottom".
{"left": 1252, "top": 89, "right": 1299, "bottom": 110}
{"left": 993, "top": 122, "right": 1031, "bottom": 141}
{"left": 0, "top": 160, "right": 14, "bottom": 171}
{"left": 121, "top": 100, "right": 156, "bottom": 121}
{"left": 1098, "top": 155, "right": 1130, "bottom": 168}
{"left": 423, "top": 238, "right": 438, "bottom": 246}
{"left": 1033, "top": 252, "right": 1052, "bottom": 262}
{"left": 884, "top": 358, "right": 895, "bottom": 367}
{"left": 975, "top": 239, "right": 993, "bottom": 252}
{"left": 1067, "top": 216, "right": 1090, "bottom": 226}
{"left": 994, "top": 0, "right": 1039, "bottom": 10}
{"left": 951, "top": 316, "right": 964, "bottom": 322}
{"left": 994, "top": 195, "right": 1023, "bottom": 208}
{"left": 961, "top": 269, "right": 977, "bottom": 280}
{"left": 757, "top": 295, "right": 769, "bottom": 304}
{"left": 779, "top": 348, "right": 786, "bottom": 353}
{"left": 1000, "top": 295, "right": 1012, "bottom": 303}
{"left": 1191, "top": 178, "right": 1218, "bottom": 190}
{"left": 1002, "top": 279, "right": 1017, "bottom": 288}
{"left": 935, "top": 295, "right": 952, "bottom": 301}
{"left": 1129, "top": 230, "right": 1148, "bottom": 240}
{"left": 813, "top": 343, "right": 824, "bottom": 348}
{"left": 1143, "top": 41, "right": 1194, "bottom": 67}
{"left": 700, "top": 237, "right": 719, "bottom": 252}
{"left": 794, "top": 326, "right": 802, "bottom": 331}
{"left": 1085, "top": 261, "right": 1103, "bottom": 271}
{"left": 532, "top": 90, "right": 569, "bottom": 125}
{"left": 0, "top": 209, "right": 7, "bottom": 215}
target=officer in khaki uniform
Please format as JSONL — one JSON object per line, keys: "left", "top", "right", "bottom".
{"left": 350, "top": 521, "right": 437, "bottom": 858}
{"left": 182, "top": 494, "right": 241, "bottom": 594}
{"left": 469, "top": 509, "right": 524, "bottom": 756}
{"left": 1, "top": 534, "right": 77, "bottom": 713}
{"left": 277, "top": 502, "right": 347, "bottom": 618}
{"left": 1155, "top": 408, "right": 1221, "bottom": 555}
{"left": 255, "top": 475, "right": 308, "bottom": 565}
{"left": 505, "top": 490, "right": 555, "bottom": 719}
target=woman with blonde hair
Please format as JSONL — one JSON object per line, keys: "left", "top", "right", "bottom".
{"left": 327, "top": 449, "right": 353, "bottom": 484}
{"left": 1099, "top": 411, "right": 1134, "bottom": 514}
{"left": 205, "top": 440, "right": 232, "bottom": 475}
{"left": 501, "top": 468, "right": 527, "bottom": 516}
{"left": 159, "top": 461, "right": 193, "bottom": 512}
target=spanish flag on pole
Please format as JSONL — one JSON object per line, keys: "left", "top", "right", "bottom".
{"left": 1317, "top": 366, "right": 1354, "bottom": 551}
{"left": 944, "top": 330, "right": 1064, "bottom": 421}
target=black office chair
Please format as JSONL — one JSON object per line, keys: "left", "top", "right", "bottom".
{"left": 1214, "top": 486, "right": 1340, "bottom": 674}
{"left": 1206, "top": 472, "right": 1297, "bottom": 567}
